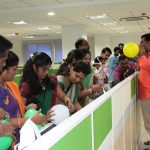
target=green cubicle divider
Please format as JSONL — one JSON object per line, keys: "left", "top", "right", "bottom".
{"left": 16, "top": 67, "right": 23, "bottom": 75}
{"left": 49, "top": 98, "right": 112, "bottom": 150}
{"left": 131, "top": 77, "right": 136, "bottom": 98}
{"left": 13, "top": 75, "right": 22, "bottom": 85}
{"left": 50, "top": 115, "right": 92, "bottom": 150}
{"left": 93, "top": 98, "right": 112, "bottom": 150}
{"left": 48, "top": 69, "right": 58, "bottom": 75}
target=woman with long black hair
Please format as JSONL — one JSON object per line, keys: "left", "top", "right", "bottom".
{"left": 20, "top": 52, "right": 75, "bottom": 115}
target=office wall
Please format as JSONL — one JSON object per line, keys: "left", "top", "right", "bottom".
{"left": 9, "top": 33, "right": 143, "bottom": 65}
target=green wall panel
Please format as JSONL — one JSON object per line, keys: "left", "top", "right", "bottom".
{"left": 13, "top": 75, "right": 22, "bottom": 85}
{"left": 50, "top": 115, "right": 92, "bottom": 150}
{"left": 13, "top": 69, "right": 59, "bottom": 85}
{"left": 93, "top": 98, "right": 112, "bottom": 150}
{"left": 48, "top": 69, "right": 58, "bottom": 75}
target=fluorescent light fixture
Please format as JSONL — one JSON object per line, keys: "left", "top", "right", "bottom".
{"left": 117, "top": 30, "right": 129, "bottom": 33}
{"left": 24, "top": 35, "right": 34, "bottom": 39}
{"left": 111, "top": 27, "right": 125, "bottom": 30}
{"left": 7, "top": 33, "right": 16, "bottom": 36}
{"left": 37, "top": 26, "right": 51, "bottom": 30}
{"left": 48, "top": 12, "right": 55, "bottom": 16}
{"left": 119, "top": 30, "right": 129, "bottom": 33}
{"left": 87, "top": 14, "right": 107, "bottom": 20}
{"left": 56, "top": 32, "right": 61, "bottom": 34}
{"left": 12, "top": 20, "right": 28, "bottom": 25}
{"left": 101, "top": 22, "right": 117, "bottom": 26}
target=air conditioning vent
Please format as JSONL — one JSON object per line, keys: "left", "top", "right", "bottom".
{"left": 119, "top": 16, "right": 150, "bottom": 21}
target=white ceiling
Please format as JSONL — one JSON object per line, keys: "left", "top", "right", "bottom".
{"left": 0, "top": 0, "right": 150, "bottom": 40}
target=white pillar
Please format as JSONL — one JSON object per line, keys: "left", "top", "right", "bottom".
{"left": 87, "top": 36, "right": 95, "bottom": 60}
{"left": 94, "top": 34, "right": 111, "bottom": 57}
{"left": 8, "top": 37, "right": 23, "bottom": 65}
{"left": 62, "top": 24, "right": 87, "bottom": 59}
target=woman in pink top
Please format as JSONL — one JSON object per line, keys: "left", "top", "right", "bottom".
{"left": 138, "top": 33, "right": 150, "bottom": 145}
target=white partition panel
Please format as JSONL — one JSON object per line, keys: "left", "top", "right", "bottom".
{"left": 16, "top": 73, "right": 140, "bottom": 150}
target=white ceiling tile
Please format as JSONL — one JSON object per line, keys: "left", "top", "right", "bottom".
{"left": 57, "top": 0, "right": 86, "bottom": 3}
{"left": 0, "top": 0, "right": 150, "bottom": 38}
{"left": 0, "top": 1, "right": 31, "bottom": 9}
{"left": 21, "top": 0, "right": 60, "bottom": 6}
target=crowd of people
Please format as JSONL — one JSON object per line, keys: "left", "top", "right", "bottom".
{"left": 0, "top": 33, "right": 150, "bottom": 149}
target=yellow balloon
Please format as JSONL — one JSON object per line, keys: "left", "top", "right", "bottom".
{"left": 123, "top": 42, "right": 139, "bottom": 58}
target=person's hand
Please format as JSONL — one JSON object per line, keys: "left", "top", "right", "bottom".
{"left": 91, "top": 84, "right": 103, "bottom": 93}
{"left": 46, "top": 110, "right": 54, "bottom": 122}
{"left": 26, "top": 103, "right": 38, "bottom": 110}
{"left": 0, "top": 108, "right": 6, "bottom": 119}
{"left": 31, "top": 111, "right": 47, "bottom": 125}
{"left": 0, "top": 122, "right": 15, "bottom": 137}
{"left": 67, "top": 101, "right": 75, "bottom": 113}
{"left": 93, "top": 74, "right": 98, "bottom": 79}
{"left": 64, "top": 95, "right": 75, "bottom": 113}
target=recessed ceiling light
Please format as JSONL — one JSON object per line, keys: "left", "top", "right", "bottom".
{"left": 12, "top": 20, "right": 28, "bottom": 25}
{"left": 48, "top": 12, "right": 55, "bottom": 16}
{"left": 37, "top": 26, "right": 51, "bottom": 30}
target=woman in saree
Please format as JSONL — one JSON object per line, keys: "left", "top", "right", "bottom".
{"left": 0, "top": 51, "right": 48, "bottom": 149}
{"left": 20, "top": 52, "right": 75, "bottom": 115}
{"left": 0, "top": 35, "right": 14, "bottom": 137}
{"left": 57, "top": 61, "right": 91, "bottom": 111}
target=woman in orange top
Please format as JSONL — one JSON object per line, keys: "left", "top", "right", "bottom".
{"left": 138, "top": 33, "right": 150, "bottom": 145}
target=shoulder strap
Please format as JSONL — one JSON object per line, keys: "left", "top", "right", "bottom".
{"left": 57, "top": 75, "right": 72, "bottom": 94}
{"left": 64, "top": 83, "right": 72, "bottom": 94}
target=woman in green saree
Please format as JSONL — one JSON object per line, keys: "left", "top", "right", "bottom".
{"left": 20, "top": 52, "right": 75, "bottom": 115}
{"left": 57, "top": 61, "right": 91, "bottom": 111}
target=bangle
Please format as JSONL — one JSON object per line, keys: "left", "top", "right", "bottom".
{"left": 17, "top": 118, "right": 21, "bottom": 128}
{"left": 89, "top": 88, "right": 93, "bottom": 95}
{"left": 64, "top": 95, "right": 71, "bottom": 105}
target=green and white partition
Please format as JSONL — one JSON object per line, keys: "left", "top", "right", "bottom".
{"left": 24, "top": 73, "right": 138, "bottom": 150}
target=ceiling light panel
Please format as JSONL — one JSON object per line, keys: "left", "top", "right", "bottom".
{"left": 48, "top": 12, "right": 55, "bottom": 16}
{"left": 23, "top": 35, "right": 34, "bottom": 39}
{"left": 7, "top": 33, "right": 17, "bottom": 36}
{"left": 37, "top": 26, "right": 51, "bottom": 30}
{"left": 87, "top": 14, "right": 107, "bottom": 19}
{"left": 10, "top": 21, "right": 28, "bottom": 25}
{"left": 87, "top": 14, "right": 117, "bottom": 24}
